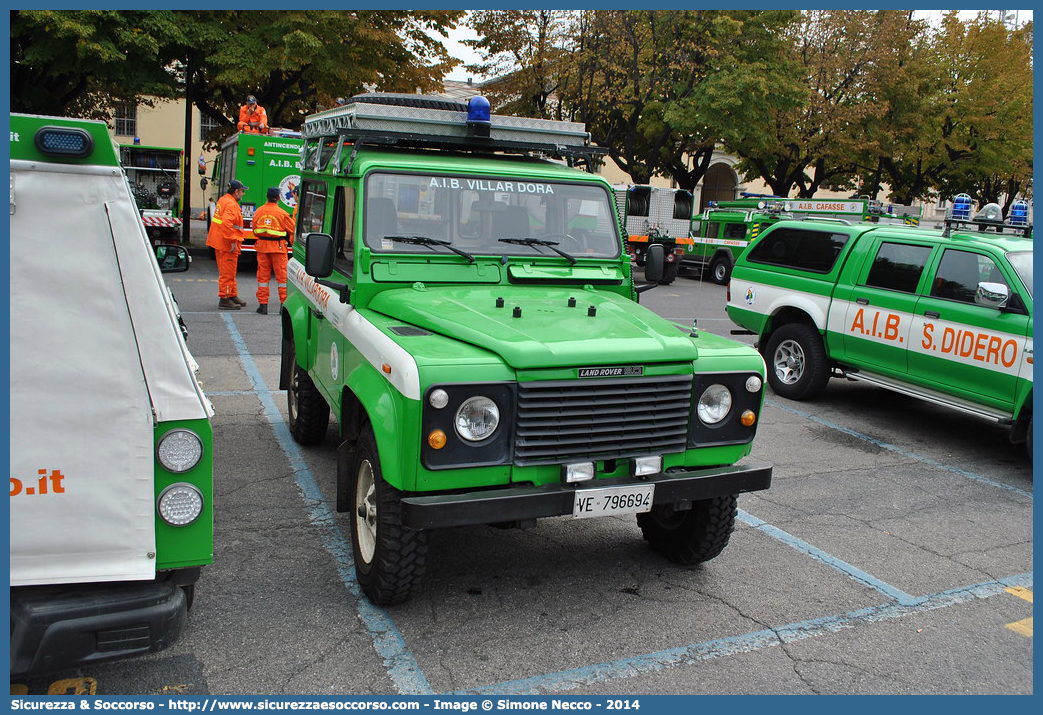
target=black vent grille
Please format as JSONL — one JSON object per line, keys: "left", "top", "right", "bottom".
{"left": 515, "top": 375, "right": 693, "bottom": 465}
{"left": 389, "top": 326, "right": 432, "bottom": 336}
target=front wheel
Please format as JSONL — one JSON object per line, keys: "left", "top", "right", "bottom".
{"left": 637, "top": 495, "right": 737, "bottom": 565}
{"left": 763, "top": 323, "right": 830, "bottom": 400}
{"left": 350, "top": 424, "right": 428, "bottom": 605}
{"left": 287, "top": 350, "right": 330, "bottom": 445}
{"left": 709, "top": 255, "right": 731, "bottom": 285}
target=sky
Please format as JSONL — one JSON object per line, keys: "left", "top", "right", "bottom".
{"left": 439, "top": 9, "right": 1034, "bottom": 83}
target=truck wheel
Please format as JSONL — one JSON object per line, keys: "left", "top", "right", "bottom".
{"left": 710, "top": 255, "right": 731, "bottom": 285}
{"left": 764, "top": 323, "right": 830, "bottom": 400}
{"left": 350, "top": 424, "right": 428, "bottom": 605}
{"left": 657, "top": 259, "right": 679, "bottom": 285}
{"left": 288, "top": 353, "right": 330, "bottom": 445}
{"left": 637, "top": 495, "right": 737, "bottom": 565}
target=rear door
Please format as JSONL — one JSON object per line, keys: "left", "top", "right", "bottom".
{"left": 835, "top": 236, "right": 935, "bottom": 376}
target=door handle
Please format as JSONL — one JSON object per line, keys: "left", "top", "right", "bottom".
{"left": 924, "top": 311, "right": 940, "bottom": 319}
{"left": 856, "top": 298, "right": 869, "bottom": 305}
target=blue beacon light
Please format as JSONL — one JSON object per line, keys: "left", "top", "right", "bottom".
{"left": 951, "top": 193, "right": 973, "bottom": 221}
{"left": 466, "top": 96, "right": 492, "bottom": 137}
{"left": 1009, "top": 199, "right": 1029, "bottom": 227}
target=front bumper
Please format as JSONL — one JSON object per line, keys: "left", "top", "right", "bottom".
{"left": 10, "top": 573, "right": 195, "bottom": 678}
{"left": 399, "top": 460, "right": 771, "bottom": 529}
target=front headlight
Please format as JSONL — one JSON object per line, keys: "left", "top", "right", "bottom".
{"left": 157, "top": 482, "right": 204, "bottom": 526}
{"left": 455, "top": 396, "right": 500, "bottom": 442}
{"left": 697, "top": 384, "right": 733, "bottom": 425}
{"left": 157, "top": 429, "right": 203, "bottom": 473}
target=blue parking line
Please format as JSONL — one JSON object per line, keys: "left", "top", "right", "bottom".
{"left": 454, "top": 572, "right": 1033, "bottom": 695}
{"left": 737, "top": 510, "right": 917, "bottom": 604}
{"left": 767, "top": 400, "right": 1033, "bottom": 499}
{"left": 220, "top": 314, "right": 433, "bottom": 696}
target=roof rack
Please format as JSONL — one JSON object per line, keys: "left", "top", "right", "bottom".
{"left": 302, "top": 94, "right": 606, "bottom": 171}
{"left": 943, "top": 217, "right": 1032, "bottom": 238}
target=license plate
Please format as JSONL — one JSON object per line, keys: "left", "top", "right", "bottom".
{"left": 572, "top": 484, "right": 655, "bottom": 519}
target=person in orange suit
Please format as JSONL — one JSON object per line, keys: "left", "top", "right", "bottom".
{"left": 238, "top": 95, "right": 269, "bottom": 134}
{"left": 206, "top": 180, "right": 248, "bottom": 310}
{"left": 251, "top": 187, "right": 295, "bottom": 314}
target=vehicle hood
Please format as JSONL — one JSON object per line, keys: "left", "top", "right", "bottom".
{"left": 368, "top": 285, "right": 698, "bottom": 369}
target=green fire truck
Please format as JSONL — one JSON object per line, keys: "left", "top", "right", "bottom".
{"left": 119, "top": 142, "right": 184, "bottom": 245}
{"left": 280, "top": 93, "right": 772, "bottom": 605}
{"left": 209, "top": 129, "right": 304, "bottom": 256}
{"left": 685, "top": 195, "right": 924, "bottom": 285}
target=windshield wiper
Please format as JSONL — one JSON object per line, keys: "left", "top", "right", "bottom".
{"left": 498, "top": 237, "right": 577, "bottom": 265}
{"left": 385, "top": 235, "right": 475, "bottom": 263}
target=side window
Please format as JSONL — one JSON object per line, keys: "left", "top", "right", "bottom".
{"left": 705, "top": 222, "right": 720, "bottom": 239}
{"left": 331, "top": 186, "right": 355, "bottom": 277}
{"left": 722, "top": 222, "right": 746, "bottom": 240}
{"left": 746, "top": 228, "right": 849, "bottom": 273}
{"left": 864, "top": 241, "right": 932, "bottom": 293}
{"left": 930, "top": 249, "right": 1005, "bottom": 304}
{"left": 297, "top": 180, "right": 328, "bottom": 243}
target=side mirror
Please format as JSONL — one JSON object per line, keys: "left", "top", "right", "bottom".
{"left": 304, "top": 233, "right": 335, "bottom": 278}
{"left": 644, "top": 243, "right": 665, "bottom": 283}
{"left": 156, "top": 244, "right": 190, "bottom": 273}
{"left": 975, "top": 282, "right": 1010, "bottom": 309}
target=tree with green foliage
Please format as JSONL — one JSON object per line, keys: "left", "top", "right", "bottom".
{"left": 914, "top": 13, "right": 1032, "bottom": 212}
{"left": 556, "top": 10, "right": 799, "bottom": 190}
{"left": 724, "top": 11, "right": 925, "bottom": 198}
{"left": 11, "top": 11, "right": 185, "bottom": 119}
{"left": 462, "top": 10, "right": 572, "bottom": 119}
{"left": 12, "top": 10, "right": 464, "bottom": 145}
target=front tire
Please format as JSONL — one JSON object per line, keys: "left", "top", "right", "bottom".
{"left": 637, "top": 495, "right": 738, "bottom": 565}
{"left": 709, "top": 255, "right": 731, "bottom": 285}
{"left": 287, "top": 350, "right": 330, "bottom": 445}
{"left": 350, "top": 424, "right": 428, "bottom": 605}
{"left": 763, "top": 323, "right": 830, "bottom": 400}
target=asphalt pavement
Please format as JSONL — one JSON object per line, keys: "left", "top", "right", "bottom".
{"left": 12, "top": 252, "right": 1033, "bottom": 697}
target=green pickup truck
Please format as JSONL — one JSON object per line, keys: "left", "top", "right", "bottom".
{"left": 726, "top": 210, "right": 1033, "bottom": 455}
{"left": 279, "top": 93, "right": 772, "bottom": 604}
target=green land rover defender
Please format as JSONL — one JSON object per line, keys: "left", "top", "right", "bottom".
{"left": 279, "top": 94, "right": 772, "bottom": 604}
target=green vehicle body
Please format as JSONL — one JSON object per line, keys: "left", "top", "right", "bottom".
{"left": 280, "top": 95, "right": 772, "bottom": 604}
{"left": 10, "top": 114, "right": 214, "bottom": 676}
{"left": 726, "top": 217, "right": 1033, "bottom": 452}
{"left": 685, "top": 196, "right": 924, "bottom": 286}
{"left": 209, "top": 130, "right": 304, "bottom": 255}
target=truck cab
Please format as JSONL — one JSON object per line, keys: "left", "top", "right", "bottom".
{"left": 279, "top": 94, "right": 772, "bottom": 605}
{"left": 10, "top": 114, "right": 214, "bottom": 677}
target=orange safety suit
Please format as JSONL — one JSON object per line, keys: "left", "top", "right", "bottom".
{"left": 206, "top": 192, "right": 246, "bottom": 300}
{"left": 238, "top": 104, "right": 269, "bottom": 134}
{"left": 251, "top": 201, "right": 295, "bottom": 306}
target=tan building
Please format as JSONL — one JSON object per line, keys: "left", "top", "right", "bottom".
{"left": 106, "top": 98, "right": 222, "bottom": 217}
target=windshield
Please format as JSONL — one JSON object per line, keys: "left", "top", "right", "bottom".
{"left": 1006, "top": 251, "right": 1033, "bottom": 298}
{"left": 363, "top": 172, "right": 621, "bottom": 259}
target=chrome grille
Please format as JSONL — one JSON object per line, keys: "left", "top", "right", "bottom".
{"left": 514, "top": 375, "right": 693, "bottom": 465}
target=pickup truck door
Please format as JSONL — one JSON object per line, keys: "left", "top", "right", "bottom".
{"left": 834, "top": 238, "right": 935, "bottom": 376}
{"left": 907, "top": 247, "right": 1030, "bottom": 411}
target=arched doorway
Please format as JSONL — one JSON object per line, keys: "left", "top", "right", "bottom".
{"left": 699, "top": 163, "right": 738, "bottom": 212}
